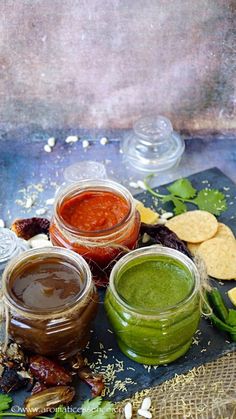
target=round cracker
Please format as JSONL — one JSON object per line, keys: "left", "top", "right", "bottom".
{"left": 214, "top": 222, "right": 235, "bottom": 240}
{"left": 197, "top": 237, "right": 236, "bottom": 280}
{"left": 187, "top": 242, "right": 201, "bottom": 255}
{"left": 166, "top": 210, "right": 218, "bottom": 243}
{"left": 187, "top": 223, "right": 235, "bottom": 255}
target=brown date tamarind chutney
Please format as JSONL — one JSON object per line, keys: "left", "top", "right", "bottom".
{"left": 3, "top": 248, "right": 98, "bottom": 359}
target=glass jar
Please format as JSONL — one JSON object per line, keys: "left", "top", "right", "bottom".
{"left": 0, "top": 228, "right": 30, "bottom": 277}
{"left": 2, "top": 247, "right": 98, "bottom": 359}
{"left": 105, "top": 245, "right": 200, "bottom": 365}
{"left": 121, "top": 115, "right": 185, "bottom": 172}
{"left": 50, "top": 180, "right": 141, "bottom": 286}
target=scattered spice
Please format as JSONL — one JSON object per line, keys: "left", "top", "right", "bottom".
{"left": 88, "top": 342, "right": 137, "bottom": 397}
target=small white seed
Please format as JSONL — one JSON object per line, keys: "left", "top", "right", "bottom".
{"left": 47, "top": 137, "right": 56, "bottom": 147}
{"left": 137, "top": 409, "right": 152, "bottom": 418}
{"left": 25, "top": 197, "right": 34, "bottom": 208}
{"left": 157, "top": 218, "right": 167, "bottom": 225}
{"left": 141, "top": 397, "right": 152, "bottom": 411}
{"left": 161, "top": 212, "right": 173, "bottom": 220}
{"left": 137, "top": 180, "right": 147, "bottom": 190}
{"left": 45, "top": 198, "right": 55, "bottom": 205}
{"left": 65, "top": 135, "right": 78, "bottom": 143}
{"left": 0, "top": 219, "right": 5, "bottom": 228}
{"left": 129, "top": 182, "right": 139, "bottom": 189}
{"left": 35, "top": 208, "right": 47, "bottom": 216}
{"left": 82, "top": 139, "right": 90, "bottom": 148}
{"left": 44, "top": 144, "right": 52, "bottom": 153}
{"left": 100, "top": 136, "right": 108, "bottom": 145}
{"left": 124, "top": 402, "right": 132, "bottom": 419}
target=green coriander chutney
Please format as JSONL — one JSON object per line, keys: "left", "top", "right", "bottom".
{"left": 116, "top": 257, "right": 193, "bottom": 312}
{"left": 105, "top": 246, "right": 201, "bottom": 365}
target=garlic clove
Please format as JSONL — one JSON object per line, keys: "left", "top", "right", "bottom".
{"left": 124, "top": 402, "right": 132, "bottom": 419}
{"left": 137, "top": 409, "right": 152, "bottom": 418}
{"left": 141, "top": 397, "right": 152, "bottom": 411}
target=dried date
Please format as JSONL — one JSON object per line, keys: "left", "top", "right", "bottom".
{"left": 31, "top": 381, "right": 48, "bottom": 395}
{"left": 78, "top": 367, "right": 105, "bottom": 397}
{"left": 24, "top": 386, "right": 75, "bottom": 418}
{"left": 69, "top": 353, "right": 104, "bottom": 397}
{"left": 0, "top": 367, "right": 29, "bottom": 393}
{"left": 12, "top": 217, "right": 50, "bottom": 240}
{"left": 29, "top": 355, "right": 72, "bottom": 386}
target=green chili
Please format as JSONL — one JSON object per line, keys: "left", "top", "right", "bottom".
{"left": 207, "top": 288, "right": 229, "bottom": 323}
{"left": 210, "top": 312, "right": 236, "bottom": 334}
{"left": 206, "top": 288, "right": 236, "bottom": 342}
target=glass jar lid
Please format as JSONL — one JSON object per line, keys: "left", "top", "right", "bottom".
{"left": 121, "top": 115, "right": 185, "bottom": 172}
{"left": 0, "top": 229, "right": 18, "bottom": 264}
{"left": 0, "top": 228, "right": 29, "bottom": 266}
{"left": 63, "top": 161, "right": 108, "bottom": 183}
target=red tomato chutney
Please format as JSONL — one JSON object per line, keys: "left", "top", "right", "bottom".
{"left": 50, "top": 180, "right": 141, "bottom": 285}
{"left": 60, "top": 191, "right": 129, "bottom": 232}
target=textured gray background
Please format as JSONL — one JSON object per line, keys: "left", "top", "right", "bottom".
{"left": 0, "top": 0, "right": 235, "bottom": 134}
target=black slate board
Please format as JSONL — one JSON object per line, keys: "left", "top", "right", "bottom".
{"left": 5, "top": 167, "right": 236, "bottom": 411}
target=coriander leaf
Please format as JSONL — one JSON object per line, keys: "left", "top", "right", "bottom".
{"left": 0, "top": 394, "right": 12, "bottom": 412}
{"left": 162, "top": 194, "right": 174, "bottom": 203}
{"left": 162, "top": 195, "right": 187, "bottom": 215}
{"left": 227, "top": 309, "right": 236, "bottom": 327}
{"left": 53, "top": 406, "right": 80, "bottom": 419}
{"left": 167, "top": 179, "right": 196, "bottom": 199}
{"left": 53, "top": 405, "right": 66, "bottom": 418}
{"left": 81, "top": 397, "right": 102, "bottom": 414}
{"left": 144, "top": 175, "right": 227, "bottom": 216}
{"left": 99, "top": 400, "right": 115, "bottom": 416}
{"left": 172, "top": 198, "right": 187, "bottom": 215}
{"left": 80, "top": 398, "right": 115, "bottom": 419}
{"left": 193, "top": 189, "right": 227, "bottom": 215}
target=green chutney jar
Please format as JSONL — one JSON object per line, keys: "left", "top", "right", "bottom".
{"left": 104, "top": 245, "right": 201, "bottom": 365}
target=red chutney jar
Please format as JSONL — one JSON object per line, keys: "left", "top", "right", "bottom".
{"left": 50, "top": 180, "right": 141, "bottom": 285}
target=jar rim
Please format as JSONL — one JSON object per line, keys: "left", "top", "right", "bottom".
{"left": 2, "top": 246, "right": 93, "bottom": 318}
{"left": 53, "top": 179, "right": 135, "bottom": 238}
{"left": 109, "top": 245, "right": 200, "bottom": 317}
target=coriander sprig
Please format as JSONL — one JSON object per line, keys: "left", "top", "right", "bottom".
{"left": 144, "top": 175, "right": 227, "bottom": 216}
{"left": 0, "top": 395, "right": 115, "bottom": 419}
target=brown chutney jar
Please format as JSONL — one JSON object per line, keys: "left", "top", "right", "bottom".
{"left": 2, "top": 247, "right": 98, "bottom": 360}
